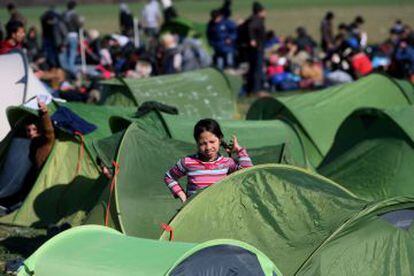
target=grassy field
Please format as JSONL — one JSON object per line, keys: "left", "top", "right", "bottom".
{"left": 0, "top": 0, "right": 413, "bottom": 43}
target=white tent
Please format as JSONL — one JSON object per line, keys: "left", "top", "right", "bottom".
{"left": 0, "top": 50, "right": 51, "bottom": 139}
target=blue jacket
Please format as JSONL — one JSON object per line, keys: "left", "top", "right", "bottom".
{"left": 395, "top": 45, "right": 414, "bottom": 73}
{"left": 207, "top": 18, "right": 237, "bottom": 54}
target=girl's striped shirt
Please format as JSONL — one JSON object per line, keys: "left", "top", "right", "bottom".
{"left": 164, "top": 148, "right": 253, "bottom": 197}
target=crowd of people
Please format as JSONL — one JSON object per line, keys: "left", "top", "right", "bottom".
{"left": 0, "top": 0, "right": 413, "bottom": 98}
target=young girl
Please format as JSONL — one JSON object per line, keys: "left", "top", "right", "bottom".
{"left": 164, "top": 118, "right": 253, "bottom": 203}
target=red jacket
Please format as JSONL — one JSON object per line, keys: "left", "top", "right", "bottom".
{"left": 351, "top": 52, "right": 373, "bottom": 77}
{"left": 0, "top": 40, "right": 22, "bottom": 55}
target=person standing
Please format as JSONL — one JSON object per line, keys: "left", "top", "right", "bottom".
{"left": 63, "top": 0, "right": 83, "bottom": 76}
{"left": 119, "top": 3, "right": 134, "bottom": 37}
{"left": 160, "top": 0, "right": 177, "bottom": 23}
{"left": 353, "top": 16, "right": 368, "bottom": 49}
{"left": 207, "top": 9, "right": 237, "bottom": 70}
{"left": 320, "top": 11, "right": 335, "bottom": 52}
{"left": 220, "top": 0, "right": 232, "bottom": 19}
{"left": 141, "top": 0, "right": 162, "bottom": 38}
{"left": 40, "top": 6, "right": 68, "bottom": 68}
{"left": 246, "top": 2, "right": 266, "bottom": 95}
{"left": 6, "top": 3, "right": 27, "bottom": 28}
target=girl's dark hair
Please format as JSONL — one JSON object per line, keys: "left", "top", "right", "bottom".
{"left": 193, "top": 118, "right": 224, "bottom": 141}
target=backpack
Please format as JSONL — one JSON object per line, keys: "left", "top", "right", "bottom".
{"left": 180, "top": 38, "right": 211, "bottom": 71}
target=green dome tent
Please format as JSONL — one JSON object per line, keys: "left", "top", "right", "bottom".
{"left": 319, "top": 105, "right": 414, "bottom": 201}
{"left": 0, "top": 102, "right": 135, "bottom": 227}
{"left": 160, "top": 164, "right": 414, "bottom": 276}
{"left": 297, "top": 198, "right": 414, "bottom": 275}
{"left": 18, "top": 225, "right": 282, "bottom": 276}
{"left": 246, "top": 74, "right": 414, "bottom": 167}
{"left": 100, "top": 68, "right": 239, "bottom": 119}
{"left": 85, "top": 110, "right": 308, "bottom": 238}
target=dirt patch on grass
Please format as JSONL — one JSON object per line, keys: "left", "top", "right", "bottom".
{"left": 0, "top": 225, "right": 48, "bottom": 272}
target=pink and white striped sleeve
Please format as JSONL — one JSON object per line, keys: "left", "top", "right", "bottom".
{"left": 164, "top": 158, "right": 187, "bottom": 197}
{"left": 228, "top": 148, "right": 253, "bottom": 173}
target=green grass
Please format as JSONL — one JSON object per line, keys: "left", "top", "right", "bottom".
{"left": 0, "top": 0, "right": 413, "bottom": 43}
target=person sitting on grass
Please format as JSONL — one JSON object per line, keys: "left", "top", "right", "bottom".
{"left": 0, "top": 20, "right": 25, "bottom": 54}
{"left": 164, "top": 118, "right": 253, "bottom": 203}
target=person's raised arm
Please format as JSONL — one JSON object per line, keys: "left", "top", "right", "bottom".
{"left": 228, "top": 135, "right": 253, "bottom": 173}
{"left": 38, "top": 98, "right": 54, "bottom": 143}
